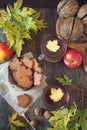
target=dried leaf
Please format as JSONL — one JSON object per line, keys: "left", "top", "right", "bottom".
{"left": 9, "top": 113, "right": 18, "bottom": 122}
{"left": 8, "top": 112, "right": 26, "bottom": 130}
{"left": 12, "top": 120, "right": 26, "bottom": 127}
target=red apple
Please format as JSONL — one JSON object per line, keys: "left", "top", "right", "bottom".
{"left": 63, "top": 49, "right": 82, "bottom": 68}
{"left": 0, "top": 42, "right": 13, "bottom": 62}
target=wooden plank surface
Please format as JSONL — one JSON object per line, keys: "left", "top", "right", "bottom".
{"left": 0, "top": 8, "right": 87, "bottom": 130}
{"left": 0, "top": 2, "right": 87, "bottom": 130}
{"left": 0, "top": 0, "right": 87, "bottom": 8}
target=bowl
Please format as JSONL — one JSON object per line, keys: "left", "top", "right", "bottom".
{"left": 40, "top": 36, "right": 67, "bottom": 62}
{"left": 42, "top": 84, "right": 69, "bottom": 110}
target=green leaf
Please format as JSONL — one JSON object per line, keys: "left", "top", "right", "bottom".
{"left": 14, "top": 38, "right": 24, "bottom": 56}
{"left": 9, "top": 123, "right": 17, "bottom": 130}
{"left": 12, "top": 13, "right": 22, "bottom": 23}
{"left": 0, "top": 9, "right": 7, "bottom": 17}
{"left": 32, "top": 12, "right": 41, "bottom": 20}
{"left": 35, "top": 19, "right": 47, "bottom": 30}
{"left": 28, "top": 8, "right": 37, "bottom": 16}
{"left": 68, "top": 109, "right": 87, "bottom": 130}
{"left": 79, "top": 110, "right": 87, "bottom": 130}
{"left": 33, "top": 12, "right": 47, "bottom": 30}
{"left": 6, "top": 33, "right": 15, "bottom": 47}
{"left": 48, "top": 102, "right": 87, "bottom": 130}
{"left": 8, "top": 4, "right": 14, "bottom": 14}
{"left": 0, "top": 0, "right": 47, "bottom": 56}
{"left": 48, "top": 104, "right": 77, "bottom": 130}
{"left": 14, "top": 0, "right": 23, "bottom": 10}
{"left": 4, "top": 21, "right": 20, "bottom": 37}
{"left": 75, "top": 123, "right": 80, "bottom": 130}
{"left": 12, "top": 120, "right": 26, "bottom": 127}
{"left": 0, "top": 17, "right": 5, "bottom": 28}
{"left": 6, "top": 6, "right": 11, "bottom": 18}
{"left": 22, "top": 17, "right": 37, "bottom": 32}
{"left": 21, "top": 8, "right": 36, "bottom": 17}
{"left": 55, "top": 74, "right": 72, "bottom": 85}
{"left": 0, "top": 9, "right": 10, "bottom": 21}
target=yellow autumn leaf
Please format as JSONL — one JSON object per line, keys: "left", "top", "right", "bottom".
{"left": 14, "top": 38, "right": 24, "bottom": 56}
{"left": 12, "top": 120, "right": 26, "bottom": 127}
{"left": 9, "top": 113, "right": 18, "bottom": 122}
{"left": 49, "top": 88, "right": 64, "bottom": 102}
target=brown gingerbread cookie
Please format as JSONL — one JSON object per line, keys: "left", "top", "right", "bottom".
{"left": 17, "top": 94, "right": 31, "bottom": 108}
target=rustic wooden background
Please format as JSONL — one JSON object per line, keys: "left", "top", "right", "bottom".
{"left": 0, "top": 0, "right": 87, "bottom": 130}
{"left": 0, "top": 0, "right": 87, "bottom": 8}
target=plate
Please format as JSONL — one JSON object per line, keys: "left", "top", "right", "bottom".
{"left": 0, "top": 52, "right": 47, "bottom": 114}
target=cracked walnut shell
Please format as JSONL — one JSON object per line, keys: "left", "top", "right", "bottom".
{"left": 77, "top": 4, "right": 87, "bottom": 25}
{"left": 57, "top": 0, "right": 79, "bottom": 18}
{"left": 56, "top": 17, "right": 84, "bottom": 41}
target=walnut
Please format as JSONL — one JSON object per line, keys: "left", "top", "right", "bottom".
{"left": 57, "top": 0, "right": 79, "bottom": 18}
{"left": 44, "top": 111, "right": 52, "bottom": 119}
{"left": 56, "top": 17, "right": 84, "bottom": 41}
{"left": 30, "top": 120, "right": 38, "bottom": 127}
{"left": 77, "top": 4, "right": 87, "bottom": 25}
{"left": 34, "top": 107, "right": 42, "bottom": 116}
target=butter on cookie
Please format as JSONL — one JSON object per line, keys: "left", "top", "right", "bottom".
{"left": 46, "top": 40, "right": 60, "bottom": 52}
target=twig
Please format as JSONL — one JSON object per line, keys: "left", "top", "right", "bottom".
{"left": 72, "top": 84, "right": 84, "bottom": 109}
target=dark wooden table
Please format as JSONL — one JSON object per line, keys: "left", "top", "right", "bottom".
{"left": 0, "top": 1, "right": 87, "bottom": 130}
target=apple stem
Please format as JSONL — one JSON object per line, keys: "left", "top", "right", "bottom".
{"left": 72, "top": 84, "right": 84, "bottom": 109}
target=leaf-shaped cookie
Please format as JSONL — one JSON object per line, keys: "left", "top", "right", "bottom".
{"left": 49, "top": 88, "right": 64, "bottom": 102}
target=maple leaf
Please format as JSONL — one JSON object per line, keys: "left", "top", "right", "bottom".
{"left": 0, "top": 0, "right": 47, "bottom": 56}
{"left": 8, "top": 113, "right": 18, "bottom": 122}
{"left": 12, "top": 120, "right": 26, "bottom": 127}
{"left": 48, "top": 104, "right": 77, "bottom": 130}
{"left": 55, "top": 74, "right": 72, "bottom": 86}
{"left": 7, "top": 112, "right": 26, "bottom": 130}
{"left": 14, "top": 0, "right": 23, "bottom": 10}
{"left": 14, "top": 38, "right": 24, "bottom": 56}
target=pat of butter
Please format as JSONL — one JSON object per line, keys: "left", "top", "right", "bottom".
{"left": 46, "top": 39, "right": 60, "bottom": 52}
{"left": 49, "top": 88, "right": 64, "bottom": 102}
